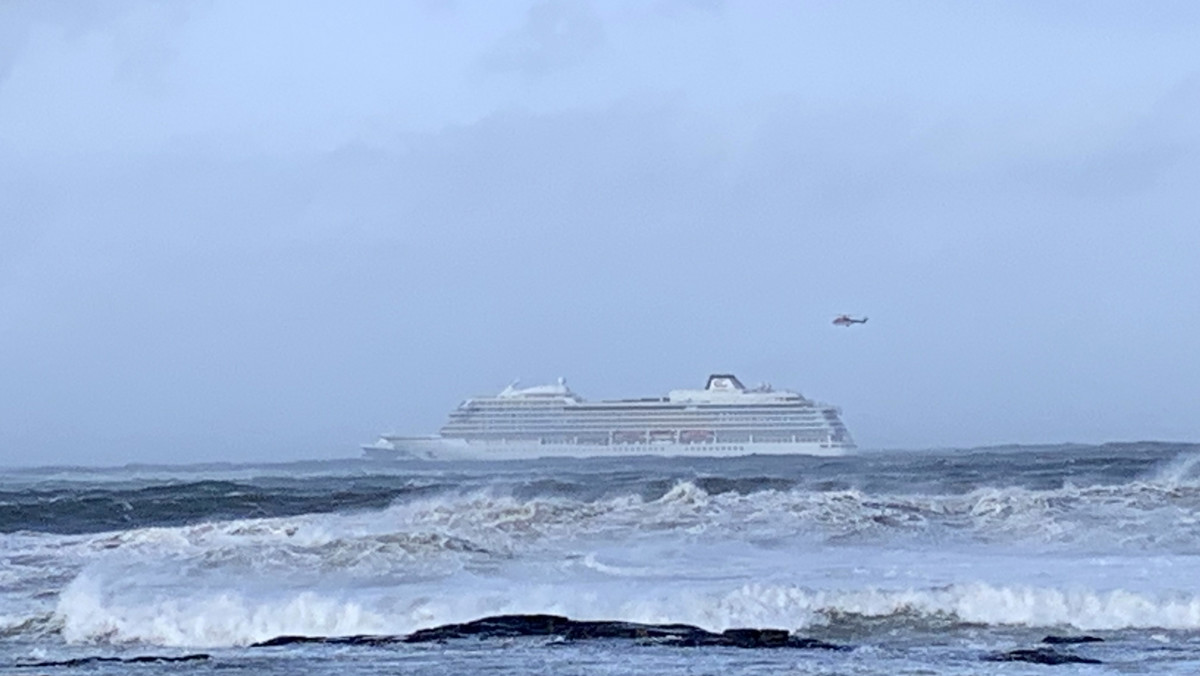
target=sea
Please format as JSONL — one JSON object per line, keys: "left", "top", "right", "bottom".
{"left": 3, "top": 443, "right": 1200, "bottom": 674}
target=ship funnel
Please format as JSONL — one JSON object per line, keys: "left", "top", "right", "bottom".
{"left": 705, "top": 374, "right": 746, "bottom": 391}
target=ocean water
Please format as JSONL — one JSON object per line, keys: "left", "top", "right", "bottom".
{"left": 3, "top": 444, "right": 1200, "bottom": 674}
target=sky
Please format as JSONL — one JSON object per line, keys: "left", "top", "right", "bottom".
{"left": 2, "top": 1, "right": 1199, "bottom": 466}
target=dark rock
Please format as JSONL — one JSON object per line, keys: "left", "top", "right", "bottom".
{"left": 1042, "top": 634, "right": 1104, "bottom": 644}
{"left": 401, "top": 614, "right": 847, "bottom": 649}
{"left": 721, "top": 628, "right": 790, "bottom": 648}
{"left": 985, "top": 647, "right": 1102, "bottom": 665}
{"left": 14, "top": 653, "right": 209, "bottom": 668}
{"left": 567, "top": 620, "right": 711, "bottom": 643}
{"left": 252, "top": 614, "right": 852, "bottom": 651}
{"left": 252, "top": 634, "right": 404, "bottom": 647}
{"left": 252, "top": 634, "right": 324, "bottom": 647}
{"left": 403, "top": 614, "right": 574, "bottom": 642}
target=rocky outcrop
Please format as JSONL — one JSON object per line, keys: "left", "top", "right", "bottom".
{"left": 1041, "top": 634, "right": 1104, "bottom": 644}
{"left": 252, "top": 634, "right": 403, "bottom": 647}
{"left": 250, "top": 614, "right": 850, "bottom": 651}
{"left": 985, "top": 647, "right": 1102, "bottom": 665}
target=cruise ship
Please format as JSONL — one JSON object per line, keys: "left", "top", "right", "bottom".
{"left": 362, "top": 374, "right": 855, "bottom": 460}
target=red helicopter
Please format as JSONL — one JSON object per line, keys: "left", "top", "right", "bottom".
{"left": 832, "top": 314, "right": 868, "bottom": 327}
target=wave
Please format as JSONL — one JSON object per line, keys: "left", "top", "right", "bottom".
{"left": 372, "top": 478, "right": 1200, "bottom": 552}
{"left": 0, "top": 479, "right": 448, "bottom": 535}
{"left": 6, "top": 445, "right": 1199, "bottom": 537}
{"left": 1152, "top": 451, "right": 1200, "bottom": 487}
{"left": 54, "top": 575, "right": 392, "bottom": 647}
{"left": 43, "top": 576, "right": 1200, "bottom": 648}
{"left": 7, "top": 474, "right": 1200, "bottom": 597}
{"left": 713, "top": 583, "right": 1200, "bottom": 633}
{"left": 0, "top": 611, "right": 60, "bottom": 640}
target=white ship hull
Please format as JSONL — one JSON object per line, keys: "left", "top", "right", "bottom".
{"left": 364, "top": 436, "right": 854, "bottom": 461}
{"left": 363, "top": 374, "right": 855, "bottom": 462}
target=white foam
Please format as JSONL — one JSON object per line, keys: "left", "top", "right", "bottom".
{"left": 56, "top": 573, "right": 391, "bottom": 647}
{"left": 50, "top": 569, "right": 1200, "bottom": 648}
{"left": 713, "top": 582, "right": 1200, "bottom": 631}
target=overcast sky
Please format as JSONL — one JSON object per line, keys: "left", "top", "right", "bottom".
{"left": 2, "top": 1, "right": 1199, "bottom": 466}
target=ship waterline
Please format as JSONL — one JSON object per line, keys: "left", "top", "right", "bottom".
{"left": 363, "top": 374, "right": 855, "bottom": 460}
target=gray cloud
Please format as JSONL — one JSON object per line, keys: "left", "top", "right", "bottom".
{"left": 1012, "top": 74, "right": 1200, "bottom": 200}
{"left": 0, "top": 0, "right": 189, "bottom": 92}
{"left": 655, "top": 0, "right": 725, "bottom": 16}
{"left": 481, "top": 0, "right": 604, "bottom": 76}
{"left": 1, "top": 2, "right": 119, "bottom": 83}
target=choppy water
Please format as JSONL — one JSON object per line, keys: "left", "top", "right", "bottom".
{"left": 3, "top": 443, "right": 1200, "bottom": 674}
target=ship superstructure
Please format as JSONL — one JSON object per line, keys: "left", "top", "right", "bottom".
{"left": 363, "top": 374, "right": 854, "bottom": 460}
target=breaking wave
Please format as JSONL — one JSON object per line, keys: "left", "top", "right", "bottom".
{"left": 55, "top": 575, "right": 391, "bottom": 647}
{"left": 713, "top": 583, "right": 1200, "bottom": 633}
{"left": 45, "top": 577, "right": 1200, "bottom": 647}
{"left": 358, "top": 476, "right": 1200, "bottom": 552}
{"left": 5, "top": 473, "right": 1200, "bottom": 583}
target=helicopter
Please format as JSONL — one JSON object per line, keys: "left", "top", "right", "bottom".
{"left": 832, "top": 314, "right": 868, "bottom": 327}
